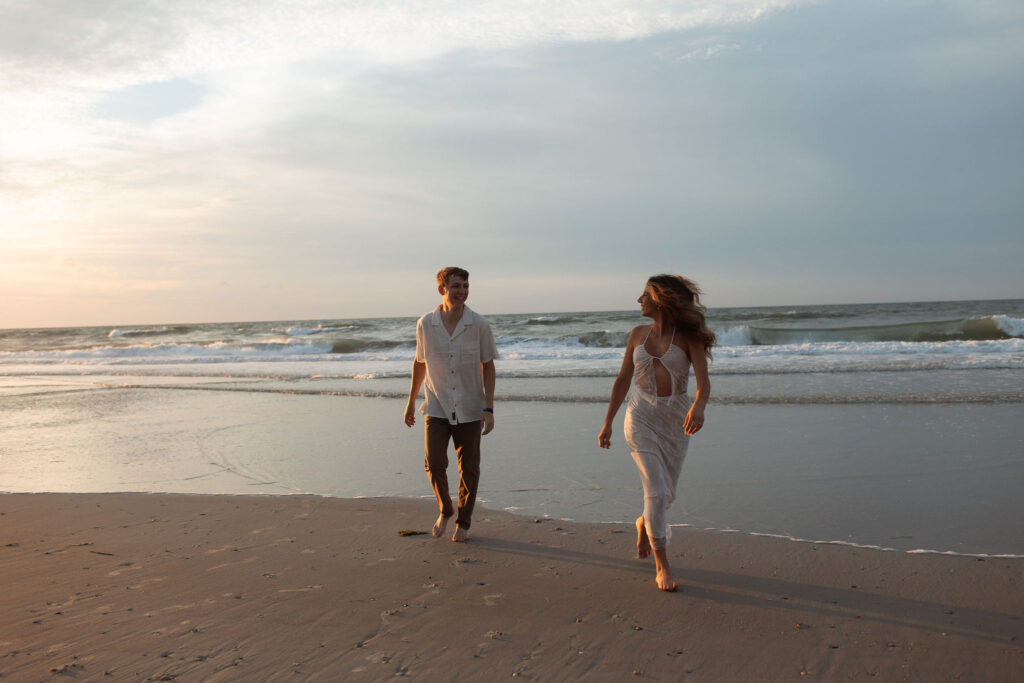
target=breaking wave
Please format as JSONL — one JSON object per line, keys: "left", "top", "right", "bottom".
{"left": 716, "top": 315, "right": 1023, "bottom": 346}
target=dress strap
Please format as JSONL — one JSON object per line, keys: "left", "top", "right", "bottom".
{"left": 641, "top": 325, "right": 673, "bottom": 356}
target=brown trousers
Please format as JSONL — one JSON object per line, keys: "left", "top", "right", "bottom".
{"left": 424, "top": 417, "right": 482, "bottom": 530}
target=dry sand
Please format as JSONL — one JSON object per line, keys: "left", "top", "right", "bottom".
{"left": 0, "top": 493, "right": 1020, "bottom": 681}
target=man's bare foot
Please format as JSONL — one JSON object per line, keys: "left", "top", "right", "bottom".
{"left": 655, "top": 568, "right": 677, "bottom": 592}
{"left": 636, "top": 516, "right": 651, "bottom": 559}
{"left": 451, "top": 526, "right": 469, "bottom": 543}
{"left": 432, "top": 514, "right": 452, "bottom": 539}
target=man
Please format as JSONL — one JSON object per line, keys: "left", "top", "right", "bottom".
{"left": 404, "top": 267, "right": 497, "bottom": 542}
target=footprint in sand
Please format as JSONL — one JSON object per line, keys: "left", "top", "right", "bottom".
{"left": 126, "top": 577, "right": 165, "bottom": 590}
{"left": 483, "top": 593, "right": 503, "bottom": 607}
{"left": 143, "top": 603, "right": 195, "bottom": 617}
{"left": 207, "top": 556, "right": 258, "bottom": 571}
{"left": 379, "top": 609, "right": 402, "bottom": 626}
{"left": 205, "top": 545, "right": 236, "bottom": 555}
{"left": 107, "top": 562, "right": 141, "bottom": 577}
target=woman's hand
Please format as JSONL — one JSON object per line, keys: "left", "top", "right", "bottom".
{"left": 684, "top": 404, "right": 705, "bottom": 435}
{"left": 598, "top": 423, "right": 613, "bottom": 449}
{"left": 403, "top": 403, "right": 417, "bottom": 427}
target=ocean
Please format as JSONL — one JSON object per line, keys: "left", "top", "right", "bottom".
{"left": 2, "top": 299, "right": 1023, "bottom": 556}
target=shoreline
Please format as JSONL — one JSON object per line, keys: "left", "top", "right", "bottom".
{"left": 6, "top": 490, "right": 1023, "bottom": 561}
{"left": 4, "top": 382, "right": 1024, "bottom": 557}
{"left": 1, "top": 492, "right": 1021, "bottom": 680}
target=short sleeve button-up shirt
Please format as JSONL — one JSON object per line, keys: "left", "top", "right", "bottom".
{"left": 415, "top": 305, "right": 497, "bottom": 424}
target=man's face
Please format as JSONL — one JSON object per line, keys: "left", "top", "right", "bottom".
{"left": 440, "top": 276, "right": 469, "bottom": 306}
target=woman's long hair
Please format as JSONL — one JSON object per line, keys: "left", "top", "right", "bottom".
{"left": 646, "top": 274, "right": 716, "bottom": 360}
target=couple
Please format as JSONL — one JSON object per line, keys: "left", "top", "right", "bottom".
{"left": 404, "top": 267, "right": 714, "bottom": 592}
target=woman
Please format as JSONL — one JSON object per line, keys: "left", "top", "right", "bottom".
{"left": 598, "top": 275, "right": 714, "bottom": 592}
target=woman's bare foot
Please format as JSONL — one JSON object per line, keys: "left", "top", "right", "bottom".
{"left": 653, "top": 547, "right": 677, "bottom": 591}
{"left": 636, "top": 516, "right": 651, "bottom": 559}
{"left": 451, "top": 526, "right": 469, "bottom": 543}
{"left": 655, "top": 568, "right": 677, "bottom": 592}
{"left": 432, "top": 514, "right": 452, "bottom": 538}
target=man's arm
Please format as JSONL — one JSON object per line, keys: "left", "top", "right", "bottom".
{"left": 404, "top": 360, "right": 426, "bottom": 427}
{"left": 481, "top": 360, "right": 495, "bottom": 435}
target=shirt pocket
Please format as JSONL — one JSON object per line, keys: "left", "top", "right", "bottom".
{"left": 461, "top": 345, "right": 481, "bottom": 367}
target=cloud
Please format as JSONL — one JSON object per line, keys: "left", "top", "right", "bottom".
{"left": 1, "top": 0, "right": 1022, "bottom": 326}
{"left": 1, "top": 1, "right": 810, "bottom": 83}
{"left": 0, "top": 0, "right": 814, "bottom": 171}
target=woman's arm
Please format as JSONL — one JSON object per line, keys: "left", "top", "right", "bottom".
{"left": 684, "top": 338, "right": 710, "bottom": 435}
{"left": 598, "top": 327, "right": 641, "bottom": 448}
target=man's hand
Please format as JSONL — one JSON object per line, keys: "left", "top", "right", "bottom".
{"left": 404, "top": 403, "right": 417, "bottom": 427}
{"left": 481, "top": 411, "right": 495, "bottom": 435}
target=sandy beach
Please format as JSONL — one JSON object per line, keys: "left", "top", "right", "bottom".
{"left": 1, "top": 494, "right": 1020, "bottom": 681}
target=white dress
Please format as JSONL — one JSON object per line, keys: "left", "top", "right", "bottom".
{"left": 624, "top": 328, "right": 691, "bottom": 548}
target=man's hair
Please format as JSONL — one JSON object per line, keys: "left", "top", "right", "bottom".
{"left": 437, "top": 267, "right": 470, "bottom": 288}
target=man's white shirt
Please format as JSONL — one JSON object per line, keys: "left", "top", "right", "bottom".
{"left": 415, "top": 305, "right": 497, "bottom": 424}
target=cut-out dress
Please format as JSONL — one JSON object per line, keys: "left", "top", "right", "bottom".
{"left": 624, "top": 327, "right": 691, "bottom": 548}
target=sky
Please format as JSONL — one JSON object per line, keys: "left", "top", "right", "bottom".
{"left": 1, "top": 0, "right": 1022, "bottom": 327}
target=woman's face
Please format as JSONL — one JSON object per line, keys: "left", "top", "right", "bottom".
{"left": 637, "top": 284, "right": 656, "bottom": 317}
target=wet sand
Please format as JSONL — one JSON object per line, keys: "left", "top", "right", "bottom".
{"left": 1, "top": 493, "right": 1020, "bottom": 681}
{"left": 4, "top": 381, "right": 1023, "bottom": 556}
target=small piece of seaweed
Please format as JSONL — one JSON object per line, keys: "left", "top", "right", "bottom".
{"left": 397, "top": 529, "right": 428, "bottom": 537}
